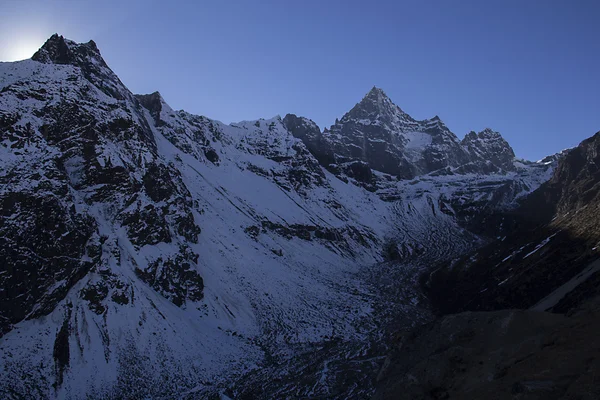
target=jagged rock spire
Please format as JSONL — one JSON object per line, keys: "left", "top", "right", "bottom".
{"left": 344, "top": 86, "right": 411, "bottom": 124}
{"left": 462, "top": 128, "right": 516, "bottom": 170}
{"left": 32, "top": 34, "right": 102, "bottom": 65}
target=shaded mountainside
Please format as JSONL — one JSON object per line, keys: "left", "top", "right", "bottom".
{"left": 0, "top": 34, "right": 569, "bottom": 399}
{"left": 425, "top": 132, "right": 600, "bottom": 315}
{"left": 374, "top": 131, "right": 600, "bottom": 399}
{"left": 374, "top": 294, "right": 600, "bottom": 400}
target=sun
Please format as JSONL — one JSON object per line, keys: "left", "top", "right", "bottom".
{"left": 2, "top": 37, "right": 45, "bottom": 62}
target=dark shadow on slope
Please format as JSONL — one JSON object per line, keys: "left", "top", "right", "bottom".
{"left": 373, "top": 294, "right": 600, "bottom": 400}
{"left": 424, "top": 225, "right": 598, "bottom": 314}
{"left": 423, "top": 131, "right": 600, "bottom": 315}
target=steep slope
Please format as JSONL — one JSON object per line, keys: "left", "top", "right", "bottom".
{"left": 0, "top": 35, "right": 558, "bottom": 399}
{"left": 0, "top": 35, "right": 385, "bottom": 398}
{"left": 319, "top": 87, "right": 470, "bottom": 178}
{"left": 0, "top": 35, "right": 231, "bottom": 397}
{"left": 426, "top": 132, "right": 600, "bottom": 315}
{"left": 223, "top": 161, "right": 555, "bottom": 399}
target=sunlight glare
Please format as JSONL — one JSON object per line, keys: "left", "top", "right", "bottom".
{"left": 2, "top": 37, "right": 44, "bottom": 62}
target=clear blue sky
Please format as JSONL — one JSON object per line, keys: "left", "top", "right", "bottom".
{"left": 1, "top": 0, "right": 599, "bottom": 160}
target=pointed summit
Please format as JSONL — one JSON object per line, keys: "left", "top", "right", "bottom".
{"left": 364, "top": 86, "right": 387, "bottom": 99}
{"left": 31, "top": 34, "right": 71, "bottom": 64}
{"left": 359, "top": 86, "right": 395, "bottom": 108}
{"left": 32, "top": 34, "right": 128, "bottom": 100}
{"left": 479, "top": 127, "right": 503, "bottom": 139}
{"left": 32, "top": 34, "right": 102, "bottom": 65}
{"left": 342, "top": 86, "right": 413, "bottom": 127}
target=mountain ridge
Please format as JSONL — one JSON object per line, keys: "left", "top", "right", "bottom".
{"left": 0, "top": 34, "right": 575, "bottom": 399}
{"left": 293, "top": 84, "right": 522, "bottom": 180}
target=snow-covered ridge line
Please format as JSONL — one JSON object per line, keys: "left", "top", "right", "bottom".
{"left": 0, "top": 34, "right": 558, "bottom": 399}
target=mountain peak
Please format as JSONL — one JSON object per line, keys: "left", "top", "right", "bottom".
{"left": 365, "top": 85, "right": 387, "bottom": 99}
{"left": 360, "top": 86, "right": 396, "bottom": 108}
{"left": 137, "top": 91, "right": 164, "bottom": 103}
{"left": 479, "top": 127, "right": 501, "bottom": 138}
{"left": 32, "top": 34, "right": 102, "bottom": 65}
{"left": 464, "top": 128, "right": 504, "bottom": 142}
{"left": 462, "top": 128, "right": 516, "bottom": 169}
{"left": 31, "top": 34, "right": 128, "bottom": 100}
{"left": 342, "top": 86, "right": 411, "bottom": 125}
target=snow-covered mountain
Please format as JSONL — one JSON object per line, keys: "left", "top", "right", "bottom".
{"left": 0, "top": 34, "right": 558, "bottom": 399}
{"left": 294, "top": 86, "right": 523, "bottom": 181}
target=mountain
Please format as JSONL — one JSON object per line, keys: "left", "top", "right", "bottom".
{"left": 461, "top": 128, "right": 516, "bottom": 172}
{"left": 424, "top": 131, "right": 600, "bottom": 314}
{"left": 287, "top": 86, "right": 523, "bottom": 182}
{"left": 375, "top": 132, "right": 600, "bottom": 399}
{"left": 0, "top": 35, "right": 569, "bottom": 399}
{"left": 325, "top": 87, "right": 471, "bottom": 178}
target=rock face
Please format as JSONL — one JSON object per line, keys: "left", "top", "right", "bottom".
{"left": 0, "top": 35, "right": 221, "bottom": 397}
{"left": 283, "top": 113, "right": 335, "bottom": 167}
{"left": 462, "top": 128, "right": 516, "bottom": 172}
{"left": 0, "top": 34, "right": 569, "bottom": 399}
{"left": 0, "top": 188, "right": 97, "bottom": 336}
{"left": 288, "top": 86, "right": 523, "bottom": 180}
{"left": 320, "top": 87, "right": 471, "bottom": 178}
